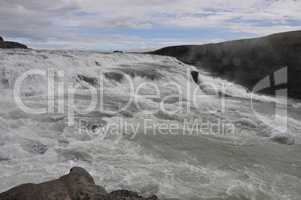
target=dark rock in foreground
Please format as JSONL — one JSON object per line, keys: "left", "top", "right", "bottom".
{"left": 0, "top": 167, "right": 158, "bottom": 200}
{"left": 151, "top": 30, "right": 301, "bottom": 100}
{"left": 0, "top": 36, "right": 27, "bottom": 49}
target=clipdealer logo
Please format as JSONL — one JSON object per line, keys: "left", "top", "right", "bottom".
{"left": 251, "top": 67, "right": 288, "bottom": 133}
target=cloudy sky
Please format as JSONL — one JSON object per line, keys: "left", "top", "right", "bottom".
{"left": 1, "top": 0, "right": 301, "bottom": 50}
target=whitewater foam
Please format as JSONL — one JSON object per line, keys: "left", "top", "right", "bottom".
{"left": 0, "top": 49, "right": 300, "bottom": 200}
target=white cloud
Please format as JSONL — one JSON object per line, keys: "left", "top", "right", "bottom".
{"left": 0, "top": 0, "right": 300, "bottom": 49}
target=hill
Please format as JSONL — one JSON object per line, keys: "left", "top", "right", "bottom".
{"left": 151, "top": 30, "right": 301, "bottom": 99}
{"left": 0, "top": 36, "right": 27, "bottom": 49}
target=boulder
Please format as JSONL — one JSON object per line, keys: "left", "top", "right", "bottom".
{"left": 271, "top": 135, "right": 295, "bottom": 145}
{"left": 0, "top": 167, "right": 159, "bottom": 200}
{"left": 0, "top": 36, "right": 3, "bottom": 42}
{"left": 0, "top": 167, "right": 106, "bottom": 200}
{"left": 108, "top": 190, "right": 158, "bottom": 200}
{"left": 190, "top": 71, "right": 199, "bottom": 84}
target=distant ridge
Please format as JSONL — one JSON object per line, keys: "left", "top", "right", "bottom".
{"left": 151, "top": 30, "right": 301, "bottom": 100}
{"left": 0, "top": 36, "right": 27, "bottom": 49}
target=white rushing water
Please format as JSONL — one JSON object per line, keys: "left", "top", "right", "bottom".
{"left": 0, "top": 49, "right": 300, "bottom": 200}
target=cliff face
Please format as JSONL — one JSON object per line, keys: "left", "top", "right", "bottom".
{"left": 0, "top": 36, "right": 27, "bottom": 49}
{"left": 151, "top": 30, "right": 301, "bottom": 99}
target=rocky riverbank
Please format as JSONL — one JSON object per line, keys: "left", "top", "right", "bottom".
{"left": 0, "top": 167, "right": 158, "bottom": 200}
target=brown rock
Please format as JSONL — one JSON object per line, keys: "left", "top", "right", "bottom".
{"left": 107, "top": 190, "right": 158, "bottom": 200}
{"left": 0, "top": 167, "right": 106, "bottom": 200}
{"left": 0, "top": 167, "right": 159, "bottom": 200}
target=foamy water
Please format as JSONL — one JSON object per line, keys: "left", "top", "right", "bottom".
{"left": 0, "top": 49, "right": 300, "bottom": 200}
